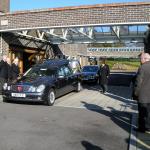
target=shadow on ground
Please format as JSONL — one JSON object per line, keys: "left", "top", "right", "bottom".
{"left": 81, "top": 140, "right": 103, "bottom": 150}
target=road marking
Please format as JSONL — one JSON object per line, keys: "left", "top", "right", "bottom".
{"left": 129, "top": 114, "right": 138, "bottom": 150}
{"left": 106, "top": 92, "right": 134, "bottom": 102}
{"left": 136, "top": 138, "right": 150, "bottom": 149}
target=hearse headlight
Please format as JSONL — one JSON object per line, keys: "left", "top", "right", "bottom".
{"left": 29, "top": 86, "right": 36, "bottom": 92}
{"left": 36, "top": 85, "right": 45, "bottom": 92}
{"left": 3, "top": 83, "right": 7, "bottom": 90}
{"left": 7, "top": 86, "right": 10, "bottom": 90}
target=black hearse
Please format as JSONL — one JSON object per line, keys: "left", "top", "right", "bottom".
{"left": 2, "top": 59, "right": 82, "bottom": 106}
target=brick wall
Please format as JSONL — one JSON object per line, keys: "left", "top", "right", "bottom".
{"left": 0, "top": 2, "right": 150, "bottom": 31}
{"left": 59, "top": 44, "right": 88, "bottom": 56}
{"left": 0, "top": 0, "right": 10, "bottom": 13}
{"left": 59, "top": 43, "right": 142, "bottom": 58}
{"left": 59, "top": 44, "right": 89, "bottom": 66}
{"left": 0, "top": 33, "right": 9, "bottom": 60}
{"left": 87, "top": 51, "right": 142, "bottom": 58}
{"left": 0, "top": 2, "right": 149, "bottom": 60}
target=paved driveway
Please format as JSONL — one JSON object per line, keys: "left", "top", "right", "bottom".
{"left": 55, "top": 85, "right": 137, "bottom": 113}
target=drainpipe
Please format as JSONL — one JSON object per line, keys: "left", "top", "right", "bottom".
{"left": 0, "top": 32, "right": 2, "bottom": 54}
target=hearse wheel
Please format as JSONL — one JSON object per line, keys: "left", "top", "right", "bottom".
{"left": 47, "top": 89, "right": 55, "bottom": 106}
{"left": 76, "top": 81, "right": 82, "bottom": 92}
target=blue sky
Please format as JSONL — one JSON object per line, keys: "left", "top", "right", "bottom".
{"left": 10, "top": 0, "right": 143, "bottom": 11}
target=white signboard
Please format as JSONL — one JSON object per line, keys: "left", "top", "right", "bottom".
{"left": 1, "top": 20, "right": 8, "bottom": 26}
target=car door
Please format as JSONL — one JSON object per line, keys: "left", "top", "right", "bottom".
{"left": 63, "top": 65, "right": 76, "bottom": 92}
{"left": 55, "top": 67, "right": 67, "bottom": 97}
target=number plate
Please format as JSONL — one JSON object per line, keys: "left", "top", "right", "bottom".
{"left": 11, "top": 93, "right": 26, "bottom": 98}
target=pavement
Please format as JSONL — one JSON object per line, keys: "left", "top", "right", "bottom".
{"left": 0, "top": 84, "right": 150, "bottom": 150}
{"left": 54, "top": 85, "right": 150, "bottom": 150}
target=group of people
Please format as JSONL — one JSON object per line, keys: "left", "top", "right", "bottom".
{"left": 0, "top": 55, "right": 20, "bottom": 94}
{"left": 98, "top": 55, "right": 150, "bottom": 133}
{"left": 134, "top": 52, "right": 150, "bottom": 133}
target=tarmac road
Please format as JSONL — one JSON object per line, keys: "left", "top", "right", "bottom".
{"left": 0, "top": 102, "right": 131, "bottom": 150}
{"left": 0, "top": 72, "right": 135, "bottom": 150}
{"left": 108, "top": 72, "right": 135, "bottom": 86}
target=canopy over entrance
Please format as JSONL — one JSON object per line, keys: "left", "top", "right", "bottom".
{"left": 13, "top": 24, "right": 146, "bottom": 46}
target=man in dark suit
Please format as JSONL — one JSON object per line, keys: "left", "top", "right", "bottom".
{"left": 132, "top": 52, "right": 144, "bottom": 100}
{"left": 11, "top": 58, "right": 20, "bottom": 82}
{"left": 99, "top": 58, "right": 110, "bottom": 93}
{"left": 134, "top": 53, "right": 150, "bottom": 133}
{"left": 0, "top": 55, "right": 8, "bottom": 94}
{"left": 6, "top": 57, "right": 12, "bottom": 83}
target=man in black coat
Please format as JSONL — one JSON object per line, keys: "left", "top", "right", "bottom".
{"left": 134, "top": 53, "right": 150, "bottom": 132}
{"left": 11, "top": 58, "right": 20, "bottom": 82}
{"left": 0, "top": 55, "right": 8, "bottom": 94}
{"left": 6, "top": 57, "right": 12, "bottom": 83}
{"left": 99, "top": 59, "right": 110, "bottom": 93}
{"left": 132, "top": 52, "right": 145, "bottom": 100}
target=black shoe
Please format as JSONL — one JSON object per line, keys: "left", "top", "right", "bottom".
{"left": 102, "top": 91, "right": 106, "bottom": 94}
{"left": 145, "top": 131, "right": 150, "bottom": 134}
{"left": 145, "top": 128, "right": 150, "bottom": 133}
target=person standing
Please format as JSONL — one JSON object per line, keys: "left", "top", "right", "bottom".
{"left": 132, "top": 52, "right": 145, "bottom": 100}
{"left": 134, "top": 53, "right": 150, "bottom": 132}
{"left": 11, "top": 58, "right": 20, "bottom": 82}
{"left": 0, "top": 55, "right": 8, "bottom": 94}
{"left": 99, "top": 58, "right": 110, "bottom": 93}
{"left": 6, "top": 57, "right": 12, "bottom": 83}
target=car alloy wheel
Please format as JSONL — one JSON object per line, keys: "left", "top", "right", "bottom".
{"left": 47, "top": 89, "right": 55, "bottom": 106}
{"left": 76, "top": 82, "right": 82, "bottom": 92}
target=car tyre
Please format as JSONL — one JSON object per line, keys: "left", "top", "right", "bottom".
{"left": 3, "top": 97, "right": 8, "bottom": 103}
{"left": 47, "top": 89, "right": 55, "bottom": 106}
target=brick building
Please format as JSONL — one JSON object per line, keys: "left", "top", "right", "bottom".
{"left": 0, "top": 2, "right": 149, "bottom": 72}
{"left": 0, "top": 0, "right": 10, "bottom": 13}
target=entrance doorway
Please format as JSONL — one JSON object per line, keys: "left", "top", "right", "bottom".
{"left": 23, "top": 52, "right": 36, "bottom": 72}
{"left": 22, "top": 50, "right": 45, "bottom": 73}
{"left": 9, "top": 46, "right": 45, "bottom": 74}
